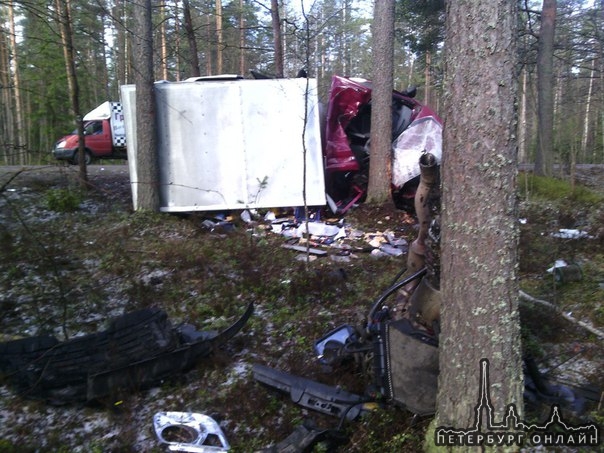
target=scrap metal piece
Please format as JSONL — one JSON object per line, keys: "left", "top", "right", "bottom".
{"left": 377, "top": 318, "right": 439, "bottom": 416}
{"left": 153, "top": 411, "right": 230, "bottom": 452}
{"left": 252, "top": 363, "right": 372, "bottom": 420}
{"left": 313, "top": 324, "right": 356, "bottom": 365}
{"left": 256, "top": 419, "right": 348, "bottom": 453}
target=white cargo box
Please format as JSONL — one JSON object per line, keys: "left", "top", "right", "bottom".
{"left": 121, "top": 78, "right": 325, "bottom": 212}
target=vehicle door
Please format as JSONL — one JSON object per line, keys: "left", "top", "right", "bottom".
{"left": 83, "top": 120, "right": 112, "bottom": 156}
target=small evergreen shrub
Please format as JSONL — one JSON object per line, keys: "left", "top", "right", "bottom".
{"left": 45, "top": 188, "right": 83, "bottom": 212}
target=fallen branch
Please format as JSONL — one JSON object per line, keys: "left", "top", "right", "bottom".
{"left": 519, "top": 290, "right": 604, "bottom": 341}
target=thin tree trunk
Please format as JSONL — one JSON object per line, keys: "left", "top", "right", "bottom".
{"left": 343, "top": 0, "right": 351, "bottom": 75}
{"left": 534, "top": 0, "right": 557, "bottom": 177}
{"left": 0, "top": 22, "right": 13, "bottom": 164}
{"left": 216, "top": 0, "right": 223, "bottom": 74}
{"left": 114, "top": 0, "right": 128, "bottom": 85}
{"left": 582, "top": 58, "right": 595, "bottom": 160}
{"left": 407, "top": 54, "right": 415, "bottom": 88}
{"left": 159, "top": 1, "right": 169, "bottom": 80}
{"left": 239, "top": 0, "right": 245, "bottom": 75}
{"left": 56, "top": 0, "right": 88, "bottom": 187}
{"left": 318, "top": 8, "right": 325, "bottom": 82}
{"left": 8, "top": 0, "right": 24, "bottom": 165}
{"left": 173, "top": 1, "right": 181, "bottom": 81}
{"left": 271, "top": 0, "right": 283, "bottom": 77}
{"left": 366, "top": 0, "right": 394, "bottom": 204}
{"left": 183, "top": 0, "right": 200, "bottom": 77}
{"left": 100, "top": 9, "right": 111, "bottom": 100}
{"left": 206, "top": 14, "right": 213, "bottom": 75}
{"left": 518, "top": 67, "right": 528, "bottom": 163}
{"left": 424, "top": 51, "right": 432, "bottom": 106}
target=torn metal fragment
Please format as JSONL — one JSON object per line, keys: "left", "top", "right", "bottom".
{"left": 153, "top": 411, "right": 230, "bottom": 452}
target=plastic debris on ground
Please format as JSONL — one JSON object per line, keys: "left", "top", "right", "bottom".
{"left": 546, "top": 259, "right": 569, "bottom": 273}
{"left": 153, "top": 411, "right": 230, "bottom": 452}
{"left": 546, "top": 259, "right": 583, "bottom": 283}
{"left": 199, "top": 208, "right": 410, "bottom": 261}
{"left": 550, "top": 228, "right": 594, "bottom": 239}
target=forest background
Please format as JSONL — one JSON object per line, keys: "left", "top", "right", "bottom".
{"left": 0, "top": 0, "right": 603, "bottom": 171}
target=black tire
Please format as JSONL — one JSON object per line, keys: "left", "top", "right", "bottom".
{"left": 71, "top": 149, "right": 92, "bottom": 165}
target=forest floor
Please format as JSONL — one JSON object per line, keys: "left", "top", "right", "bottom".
{"left": 0, "top": 163, "right": 603, "bottom": 452}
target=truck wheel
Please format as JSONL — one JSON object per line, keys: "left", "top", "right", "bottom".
{"left": 72, "top": 150, "right": 92, "bottom": 165}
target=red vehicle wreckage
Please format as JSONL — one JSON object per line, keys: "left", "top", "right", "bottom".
{"left": 323, "top": 75, "right": 443, "bottom": 213}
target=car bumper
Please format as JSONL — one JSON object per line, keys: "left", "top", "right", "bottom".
{"left": 52, "top": 148, "right": 74, "bottom": 160}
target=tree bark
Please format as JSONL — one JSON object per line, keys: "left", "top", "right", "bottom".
{"left": 581, "top": 58, "right": 595, "bottom": 160}
{"left": 159, "top": 1, "right": 169, "bottom": 80}
{"left": 424, "top": 50, "right": 432, "bottom": 106}
{"left": 425, "top": 0, "right": 523, "bottom": 450}
{"left": 534, "top": 0, "right": 557, "bottom": 177}
{"left": 56, "top": 0, "right": 88, "bottom": 187}
{"left": 132, "top": 0, "right": 160, "bottom": 211}
{"left": 271, "top": 0, "right": 283, "bottom": 77}
{"left": 366, "top": 0, "right": 394, "bottom": 204}
{"left": 8, "top": 0, "right": 25, "bottom": 165}
{"left": 239, "top": 0, "right": 245, "bottom": 76}
{"left": 216, "top": 0, "right": 223, "bottom": 74}
{"left": 183, "top": 0, "right": 200, "bottom": 77}
{"left": 0, "top": 21, "right": 14, "bottom": 164}
{"left": 518, "top": 68, "right": 528, "bottom": 164}
{"left": 206, "top": 13, "right": 213, "bottom": 75}
{"left": 113, "top": 0, "right": 129, "bottom": 85}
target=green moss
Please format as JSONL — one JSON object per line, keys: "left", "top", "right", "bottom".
{"left": 519, "top": 172, "right": 603, "bottom": 204}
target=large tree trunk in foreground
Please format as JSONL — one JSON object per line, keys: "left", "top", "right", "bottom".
{"left": 425, "top": 0, "right": 523, "bottom": 450}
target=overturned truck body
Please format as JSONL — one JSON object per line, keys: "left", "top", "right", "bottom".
{"left": 121, "top": 77, "right": 325, "bottom": 213}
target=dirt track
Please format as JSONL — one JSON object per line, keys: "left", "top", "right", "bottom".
{"left": 0, "top": 163, "right": 129, "bottom": 186}
{"left": 3, "top": 163, "right": 603, "bottom": 188}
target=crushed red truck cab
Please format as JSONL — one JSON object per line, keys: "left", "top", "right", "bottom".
{"left": 52, "top": 102, "right": 127, "bottom": 165}
{"left": 323, "top": 75, "right": 442, "bottom": 212}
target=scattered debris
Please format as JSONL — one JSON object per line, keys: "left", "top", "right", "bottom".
{"left": 200, "top": 207, "right": 411, "bottom": 261}
{"left": 550, "top": 228, "right": 594, "bottom": 239}
{"left": 281, "top": 244, "right": 327, "bottom": 256}
{"left": 546, "top": 258, "right": 569, "bottom": 273}
{"left": 546, "top": 260, "right": 583, "bottom": 283}
{"left": 252, "top": 363, "right": 374, "bottom": 421}
{"left": 153, "top": 411, "right": 230, "bottom": 452}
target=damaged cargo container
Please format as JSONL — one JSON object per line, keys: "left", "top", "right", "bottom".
{"left": 121, "top": 77, "right": 325, "bottom": 212}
